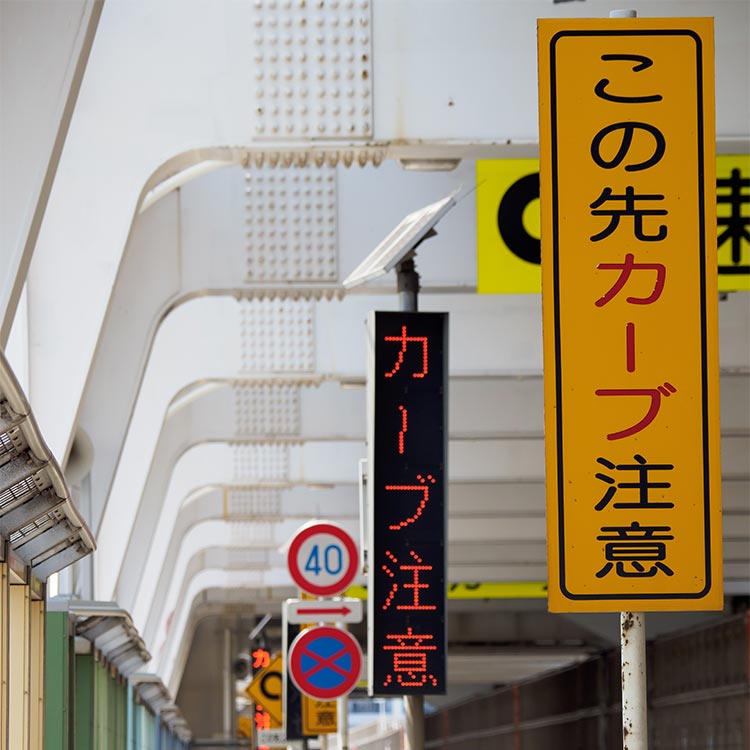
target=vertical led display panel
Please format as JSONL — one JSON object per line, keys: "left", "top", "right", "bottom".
{"left": 367, "top": 311, "right": 447, "bottom": 696}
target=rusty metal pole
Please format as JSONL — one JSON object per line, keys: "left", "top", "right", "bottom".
{"left": 621, "top": 612, "right": 647, "bottom": 750}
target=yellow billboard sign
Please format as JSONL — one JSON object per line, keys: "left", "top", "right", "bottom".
{"left": 716, "top": 154, "right": 750, "bottom": 287}
{"left": 477, "top": 155, "right": 749, "bottom": 293}
{"left": 538, "top": 17, "right": 723, "bottom": 612}
{"left": 345, "top": 581, "right": 548, "bottom": 599}
{"left": 477, "top": 159, "right": 543, "bottom": 293}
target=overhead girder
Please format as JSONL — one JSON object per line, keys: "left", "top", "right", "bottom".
{"left": 78, "top": 154, "right": 750, "bottom": 542}
{"left": 136, "top": 458, "right": 750, "bottom": 668}
{"left": 133, "top": 437, "right": 750, "bottom": 655}
{"left": 18, "top": 0, "right": 749, "bottom": 468}
{"left": 117, "top": 434, "right": 549, "bottom": 616}
{"left": 96, "top": 291, "right": 554, "bottom": 599}
{"left": 160, "top": 570, "right": 297, "bottom": 694}
{"left": 0, "top": 0, "right": 103, "bottom": 343}
{"left": 77, "top": 160, "right": 479, "bottom": 535}
{"left": 140, "top": 479, "right": 558, "bottom": 652}
{"left": 99, "top": 291, "right": 749, "bottom": 606}
{"left": 138, "top": 482, "right": 359, "bottom": 643}
{"left": 94, "top": 173, "right": 749, "bottom": 700}
{"left": 126, "top": 409, "right": 750, "bottom": 635}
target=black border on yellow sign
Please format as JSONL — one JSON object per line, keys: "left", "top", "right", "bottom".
{"left": 549, "top": 29, "right": 713, "bottom": 601}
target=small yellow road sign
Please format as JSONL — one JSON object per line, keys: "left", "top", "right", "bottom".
{"left": 237, "top": 716, "right": 252, "bottom": 739}
{"left": 302, "top": 696, "right": 337, "bottom": 735}
{"left": 245, "top": 653, "right": 284, "bottom": 725}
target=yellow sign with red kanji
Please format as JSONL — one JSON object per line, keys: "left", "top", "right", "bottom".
{"left": 538, "top": 17, "right": 723, "bottom": 611}
{"left": 302, "top": 696, "right": 337, "bottom": 734}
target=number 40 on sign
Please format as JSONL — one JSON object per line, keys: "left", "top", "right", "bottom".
{"left": 287, "top": 522, "right": 359, "bottom": 597}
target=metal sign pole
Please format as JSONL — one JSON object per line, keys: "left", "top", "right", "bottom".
{"left": 404, "top": 693, "right": 425, "bottom": 750}
{"left": 396, "top": 254, "right": 425, "bottom": 750}
{"left": 337, "top": 695, "right": 349, "bottom": 750}
{"left": 397, "top": 254, "right": 419, "bottom": 313}
{"left": 621, "top": 612, "right": 647, "bottom": 750}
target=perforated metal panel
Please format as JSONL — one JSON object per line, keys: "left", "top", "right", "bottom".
{"left": 239, "top": 298, "right": 316, "bottom": 372}
{"left": 233, "top": 443, "right": 290, "bottom": 481}
{"left": 251, "top": 0, "right": 373, "bottom": 139}
{"left": 223, "top": 548, "right": 271, "bottom": 568}
{"left": 226, "top": 487, "right": 282, "bottom": 517}
{"left": 9, "top": 512, "right": 61, "bottom": 545}
{"left": 0, "top": 470, "right": 50, "bottom": 513}
{"left": 0, "top": 401, "right": 26, "bottom": 468}
{"left": 244, "top": 167, "right": 338, "bottom": 283}
{"left": 234, "top": 383, "right": 301, "bottom": 435}
{"left": 229, "top": 521, "right": 276, "bottom": 547}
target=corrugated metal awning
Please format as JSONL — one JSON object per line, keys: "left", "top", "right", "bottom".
{"left": 50, "top": 600, "right": 152, "bottom": 676}
{"left": 48, "top": 599, "right": 192, "bottom": 742}
{"left": 130, "top": 674, "right": 192, "bottom": 742}
{"left": 0, "top": 350, "right": 94, "bottom": 579}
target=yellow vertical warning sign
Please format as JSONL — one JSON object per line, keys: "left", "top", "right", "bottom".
{"left": 538, "top": 17, "right": 723, "bottom": 612}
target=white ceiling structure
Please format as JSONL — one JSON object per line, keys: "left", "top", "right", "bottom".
{"left": 2, "top": 0, "right": 749, "bottom": 717}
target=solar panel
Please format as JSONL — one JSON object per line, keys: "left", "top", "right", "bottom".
{"left": 342, "top": 187, "right": 461, "bottom": 289}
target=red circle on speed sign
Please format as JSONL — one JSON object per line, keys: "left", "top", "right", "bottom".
{"left": 287, "top": 522, "right": 358, "bottom": 596}
{"left": 288, "top": 626, "right": 363, "bottom": 700}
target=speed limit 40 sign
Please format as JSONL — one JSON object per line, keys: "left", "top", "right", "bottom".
{"left": 287, "top": 523, "right": 358, "bottom": 596}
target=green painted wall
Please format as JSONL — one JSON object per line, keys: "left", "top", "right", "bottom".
{"left": 75, "top": 654, "right": 94, "bottom": 750}
{"left": 44, "top": 612, "right": 71, "bottom": 750}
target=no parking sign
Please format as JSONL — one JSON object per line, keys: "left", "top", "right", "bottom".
{"left": 287, "top": 626, "right": 362, "bottom": 700}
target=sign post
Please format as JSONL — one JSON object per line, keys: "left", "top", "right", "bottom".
{"left": 538, "top": 11, "right": 721, "bottom": 750}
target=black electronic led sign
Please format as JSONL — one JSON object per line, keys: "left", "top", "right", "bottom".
{"left": 368, "top": 311, "right": 447, "bottom": 696}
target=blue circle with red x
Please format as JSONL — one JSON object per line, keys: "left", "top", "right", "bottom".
{"left": 288, "top": 626, "right": 362, "bottom": 700}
